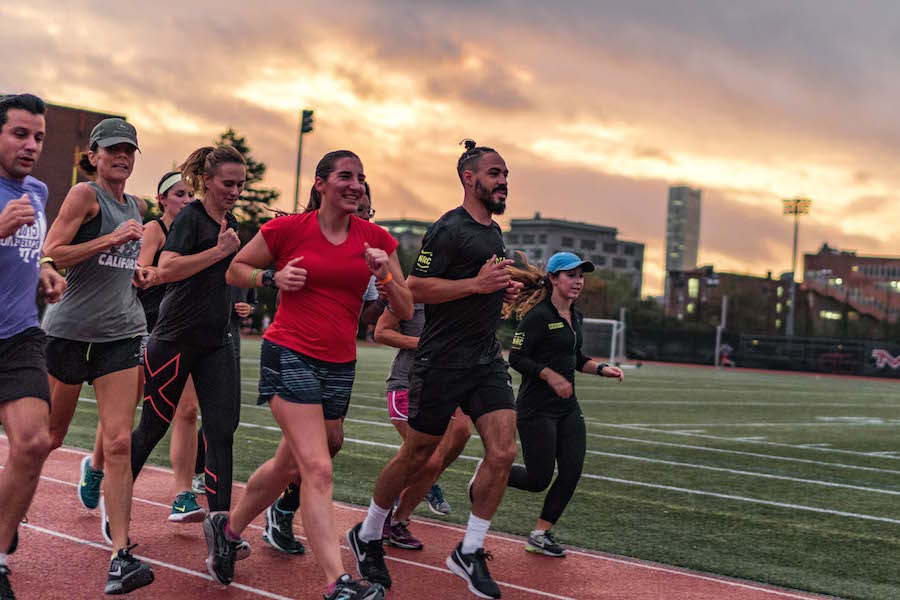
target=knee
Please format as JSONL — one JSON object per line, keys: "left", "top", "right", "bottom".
{"left": 47, "top": 427, "right": 66, "bottom": 451}
{"left": 174, "top": 401, "right": 198, "bottom": 426}
{"left": 9, "top": 429, "right": 51, "bottom": 469}
{"left": 326, "top": 429, "right": 344, "bottom": 458}
{"left": 103, "top": 431, "right": 132, "bottom": 459}
{"left": 300, "top": 459, "right": 333, "bottom": 492}
{"left": 485, "top": 441, "right": 518, "bottom": 470}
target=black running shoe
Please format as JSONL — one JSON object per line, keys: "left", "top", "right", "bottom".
{"left": 467, "top": 459, "right": 483, "bottom": 504}
{"left": 203, "top": 513, "right": 239, "bottom": 585}
{"left": 0, "top": 565, "right": 16, "bottom": 600}
{"left": 346, "top": 522, "right": 391, "bottom": 589}
{"left": 324, "top": 574, "right": 385, "bottom": 600}
{"left": 104, "top": 545, "right": 154, "bottom": 595}
{"left": 446, "top": 543, "right": 501, "bottom": 599}
{"left": 6, "top": 531, "right": 16, "bottom": 556}
{"left": 263, "top": 502, "right": 305, "bottom": 554}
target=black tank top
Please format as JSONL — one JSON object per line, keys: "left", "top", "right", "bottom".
{"left": 137, "top": 219, "right": 169, "bottom": 332}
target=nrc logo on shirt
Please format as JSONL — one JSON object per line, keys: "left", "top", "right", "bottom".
{"left": 511, "top": 331, "right": 524, "bottom": 350}
{"left": 548, "top": 322, "right": 564, "bottom": 331}
{"left": 416, "top": 250, "right": 433, "bottom": 271}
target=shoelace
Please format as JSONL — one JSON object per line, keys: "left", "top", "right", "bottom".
{"left": 543, "top": 531, "right": 557, "bottom": 546}
{"left": 115, "top": 543, "right": 141, "bottom": 564}
{"left": 431, "top": 486, "right": 446, "bottom": 505}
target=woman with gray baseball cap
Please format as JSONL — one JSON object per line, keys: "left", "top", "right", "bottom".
{"left": 41, "top": 117, "right": 154, "bottom": 594}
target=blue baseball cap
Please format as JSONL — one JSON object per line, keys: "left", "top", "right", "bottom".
{"left": 546, "top": 252, "right": 595, "bottom": 274}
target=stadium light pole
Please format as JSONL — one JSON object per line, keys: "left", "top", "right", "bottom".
{"left": 782, "top": 198, "right": 812, "bottom": 337}
{"left": 292, "top": 108, "right": 315, "bottom": 213}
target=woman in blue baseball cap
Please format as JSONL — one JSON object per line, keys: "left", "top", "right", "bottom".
{"left": 503, "top": 251, "right": 623, "bottom": 558}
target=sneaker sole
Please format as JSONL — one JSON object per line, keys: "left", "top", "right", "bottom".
{"left": 202, "top": 518, "right": 231, "bottom": 585}
{"left": 168, "top": 508, "right": 207, "bottom": 523}
{"left": 105, "top": 565, "right": 154, "bottom": 595}
{"left": 262, "top": 533, "right": 305, "bottom": 555}
{"left": 467, "top": 460, "right": 483, "bottom": 504}
{"left": 525, "top": 544, "right": 567, "bottom": 557}
{"left": 77, "top": 455, "right": 99, "bottom": 510}
{"left": 424, "top": 501, "right": 450, "bottom": 516}
{"left": 445, "top": 553, "right": 499, "bottom": 599}
{"left": 100, "top": 497, "right": 111, "bottom": 546}
{"left": 264, "top": 507, "right": 302, "bottom": 555}
{"left": 386, "top": 537, "right": 423, "bottom": 551}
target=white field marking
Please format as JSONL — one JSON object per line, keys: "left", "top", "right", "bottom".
{"left": 669, "top": 430, "right": 709, "bottom": 435}
{"left": 21, "top": 523, "right": 295, "bottom": 600}
{"left": 730, "top": 437, "right": 770, "bottom": 442}
{"left": 70, "top": 398, "right": 900, "bottom": 500}
{"left": 579, "top": 474, "right": 900, "bottom": 525}
{"left": 584, "top": 451, "right": 900, "bottom": 496}
{"left": 867, "top": 451, "right": 900, "bottom": 457}
{"left": 21, "top": 467, "right": 574, "bottom": 600}
{"left": 797, "top": 444, "right": 833, "bottom": 448}
{"left": 587, "top": 433, "right": 900, "bottom": 475}
{"left": 14, "top": 442, "right": 859, "bottom": 599}
{"left": 594, "top": 424, "right": 900, "bottom": 460}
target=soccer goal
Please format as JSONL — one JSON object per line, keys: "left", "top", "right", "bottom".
{"left": 582, "top": 318, "right": 626, "bottom": 364}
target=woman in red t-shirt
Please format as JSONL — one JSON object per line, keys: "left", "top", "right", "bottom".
{"left": 214, "top": 150, "right": 412, "bottom": 599}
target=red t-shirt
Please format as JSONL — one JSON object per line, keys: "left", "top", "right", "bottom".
{"left": 261, "top": 211, "right": 398, "bottom": 363}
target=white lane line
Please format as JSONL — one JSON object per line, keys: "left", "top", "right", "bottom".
{"left": 25, "top": 443, "right": 845, "bottom": 599}
{"left": 21, "top": 523, "right": 295, "bottom": 600}
{"left": 594, "top": 424, "right": 900, "bottom": 460}
{"left": 587, "top": 434, "right": 900, "bottom": 475}
{"left": 584, "top": 451, "right": 900, "bottom": 495}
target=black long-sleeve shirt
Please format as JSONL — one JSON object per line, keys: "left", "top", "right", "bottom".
{"left": 508, "top": 296, "right": 590, "bottom": 419}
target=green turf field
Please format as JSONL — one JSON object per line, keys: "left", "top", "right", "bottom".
{"left": 63, "top": 339, "right": 900, "bottom": 600}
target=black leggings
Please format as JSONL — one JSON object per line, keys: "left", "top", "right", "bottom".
{"left": 507, "top": 405, "right": 586, "bottom": 525}
{"left": 194, "top": 326, "right": 242, "bottom": 475}
{"left": 131, "top": 336, "right": 236, "bottom": 511}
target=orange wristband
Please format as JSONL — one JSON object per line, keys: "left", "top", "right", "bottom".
{"left": 377, "top": 271, "right": 392, "bottom": 285}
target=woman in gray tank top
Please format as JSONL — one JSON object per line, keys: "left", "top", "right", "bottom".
{"left": 40, "top": 118, "right": 154, "bottom": 594}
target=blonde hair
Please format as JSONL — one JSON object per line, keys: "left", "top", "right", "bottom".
{"left": 503, "top": 252, "right": 551, "bottom": 320}
{"left": 178, "top": 145, "right": 246, "bottom": 196}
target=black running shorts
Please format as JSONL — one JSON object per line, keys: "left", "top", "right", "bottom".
{"left": 45, "top": 335, "right": 142, "bottom": 385}
{"left": 407, "top": 358, "right": 515, "bottom": 436}
{"left": 0, "top": 327, "right": 51, "bottom": 406}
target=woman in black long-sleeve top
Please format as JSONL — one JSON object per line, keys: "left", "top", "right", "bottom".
{"left": 505, "top": 251, "right": 623, "bottom": 557}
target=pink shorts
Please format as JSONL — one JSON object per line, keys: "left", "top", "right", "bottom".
{"left": 387, "top": 390, "right": 409, "bottom": 421}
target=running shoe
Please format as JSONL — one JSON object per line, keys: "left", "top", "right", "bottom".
{"left": 77, "top": 455, "right": 104, "bottom": 510}
{"left": 525, "top": 530, "right": 567, "bottom": 557}
{"left": 467, "top": 459, "right": 484, "bottom": 504}
{"left": 203, "top": 513, "right": 239, "bottom": 585}
{"left": 446, "top": 543, "right": 500, "bottom": 599}
{"left": 191, "top": 473, "right": 206, "bottom": 495}
{"left": 168, "top": 491, "right": 206, "bottom": 523}
{"left": 346, "top": 522, "right": 391, "bottom": 589}
{"left": 424, "top": 484, "right": 451, "bottom": 515}
{"left": 0, "top": 565, "right": 15, "bottom": 600}
{"left": 263, "top": 503, "right": 305, "bottom": 554}
{"left": 387, "top": 520, "right": 423, "bottom": 550}
{"left": 101, "top": 499, "right": 131, "bottom": 548}
{"left": 235, "top": 539, "right": 252, "bottom": 561}
{"left": 324, "top": 574, "right": 385, "bottom": 600}
{"left": 104, "top": 544, "right": 154, "bottom": 595}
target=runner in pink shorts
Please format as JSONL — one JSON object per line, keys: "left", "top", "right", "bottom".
{"left": 374, "top": 303, "right": 472, "bottom": 549}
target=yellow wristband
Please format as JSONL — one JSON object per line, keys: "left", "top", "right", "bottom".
{"left": 376, "top": 271, "right": 392, "bottom": 285}
{"left": 250, "top": 268, "right": 261, "bottom": 287}
{"left": 39, "top": 257, "right": 55, "bottom": 268}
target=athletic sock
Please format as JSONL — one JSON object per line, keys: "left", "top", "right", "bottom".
{"left": 359, "top": 499, "right": 391, "bottom": 543}
{"left": 0, "top": 552, "right": 7, "bottom": 567}
{"left": 461, "top": 513, "right": 491, "bottom": 555}
{"left": 532, "top": 529, "right": 546, "bottom": 537}
{"left": 224, "top": 520, "right": 241, "bottom": 542}
{"left": 325, "top": 579, "right": 338, "bottom": 595}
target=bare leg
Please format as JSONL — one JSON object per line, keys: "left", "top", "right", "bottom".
{"left": 228, "top": 438, "right": 299, "bottom": 534}
{"left": 93, "top": 367, "right": 141, "bottom": 552}
{"left": 470, "top": 409, "right": 517, "bottom": 520}
{"left": 0, "top": 397, "right": 51, "bottom": 552}
{"left": 90, "top": 425, "right": 105, "bottom": 471}
{"left": 169, "top": 376, "right": 199, "bottom": 494}
{"left": 372, "top": 428, "right": 442, "bottom": 510}
{"left": 46, "top": 376, "right": 82, "bottom": 451}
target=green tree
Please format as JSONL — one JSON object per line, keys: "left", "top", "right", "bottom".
{"left": 216, "top": 128, "right": 279, "bottom": 226}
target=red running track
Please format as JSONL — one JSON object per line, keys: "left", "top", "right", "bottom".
{"left": 0, "top": 438, "right": 839, "bottom": 599}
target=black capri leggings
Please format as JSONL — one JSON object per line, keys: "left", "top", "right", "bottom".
{"left": 507, "top": 404, "right": 586, "bottom": 525}
{"left": 194, "top": 326, "right": 243, "bottom": 475}
{"left": 131, "top": 336, "right": 236, "bottom": 511}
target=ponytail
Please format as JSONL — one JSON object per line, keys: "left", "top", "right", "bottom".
{"left": 503, "top": 252, "right": 551, "bottom": 320}
{"left": 178, "top": 145, "right": 245, "bottom": 197}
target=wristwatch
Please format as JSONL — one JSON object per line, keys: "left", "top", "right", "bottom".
{"left": 596, "top": 363, "right": 609, "bottom": 376}
{"left": 261, "top": 269, "right": 277, "bottom": 289}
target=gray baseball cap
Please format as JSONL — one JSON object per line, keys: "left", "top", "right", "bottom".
{"left": 89, "top": 118, "right": 140, "bottom": 152}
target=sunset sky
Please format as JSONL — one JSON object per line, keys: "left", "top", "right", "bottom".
{"left": 4, "top": 1, "right": 899, "bottom": 296}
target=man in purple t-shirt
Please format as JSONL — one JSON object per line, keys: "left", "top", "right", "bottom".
{"left": 0, "top": 93, "right": 66, "bottom": 599}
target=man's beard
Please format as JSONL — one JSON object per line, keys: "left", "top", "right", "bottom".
{"left": 475, "top": 180, "right": 507, "bottom": 215}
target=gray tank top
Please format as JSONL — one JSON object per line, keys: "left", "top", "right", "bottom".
{"left": 42, "top": 182, "right": 147, "bottom": 342}
{"left": 385, "top": 304, "right": 426, "bottom": 391}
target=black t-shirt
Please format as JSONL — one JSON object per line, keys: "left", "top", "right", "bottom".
{"left": 412, "top": 206, "right": 506, "bottom": 368}
{"left": 152, "top": 201, "right": 238, "bottom": 347}
{"left": 508, "top": 296, "right": 591, "bottom": 418}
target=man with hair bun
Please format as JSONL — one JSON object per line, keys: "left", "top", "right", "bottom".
{"left": 349, "top": 140, "right": 523, "bottom": 599}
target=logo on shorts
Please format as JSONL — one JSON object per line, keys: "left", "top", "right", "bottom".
{"left": 548, "top": 321, "right": 564, "bottom": 331}
{"left": 511, "top": 332, "right": 524, "bottom": 350}
{"left": 416, "top": 250, "right": 433, "bottom": 272}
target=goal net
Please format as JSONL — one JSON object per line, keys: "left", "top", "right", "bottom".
{"left": 582, "top": 318, "right": 626, "bottom": 364}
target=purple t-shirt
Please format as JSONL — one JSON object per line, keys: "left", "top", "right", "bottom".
{"left": 0, "top": 174, "right": 49, "bottom": 339}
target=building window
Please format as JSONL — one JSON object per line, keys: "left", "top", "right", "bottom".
{"left": 612, "top": 258, "right": 627, "bottom": 269}
{"left": 688, "top": 278, "right": 699, "bottom": 299}
{"left": 507, "top": 234, "right": 518, "bottom": 244}
{"left": 522, "top": 234, "right": 535, "bottom": 244}
{"left": 603, "top": 242, "right": 618, "bottom": 253}
{"left": 686, "top": 302, "right": 696, "bottom": 314}
{"left": 538, "top": 234, "right": 547, "bottom": 243}
{"left": 581, "top": 239, "right": 596, "bottom": 250}
{"left": 623, "top": 245, "right": 635, "bottom": 256}
{"left": 561, "top": 236, "right": 574, "bottom": 247}
{"left": 775, "top": 319, "right": 782, "bottom": 329}
{"left": 777, "top": 286, "right": 783, "bottom": 297}
{"left": 776, "top": 303, "right": 782, "bottom": 314}
{"left": 633, "top": 260, "right": 642, "bottom": 270}
{"left": 819, "top": 310, "right": 841, "bottom": 321}
{"left": 531, "top": 248, "right": 543, "bottom": 259}
{"left": 593, "top": 255, "right": 606, "bottom": 266}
